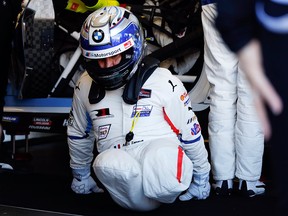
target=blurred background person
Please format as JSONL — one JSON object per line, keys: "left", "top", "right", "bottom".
{"left": 216, "top": 0, "right": 287, "bottom": 215}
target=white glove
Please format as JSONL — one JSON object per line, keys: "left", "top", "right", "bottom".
{"left": 179, "top": 172, "right": 211, "bottom": 201}
{"left": 71, "top": 167, "right": 104, "bottom": 194}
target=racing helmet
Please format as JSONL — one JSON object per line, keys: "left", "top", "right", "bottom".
{"left": 80, "top": 6, "right": 145, "bottom": 90}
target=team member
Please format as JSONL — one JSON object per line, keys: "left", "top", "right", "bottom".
{"left": 216, "top": 0, "right": 288, "bottom": 214}
{"left": 201, "top": 0, "right": 265, "bottom": 196}
{"left": 67, "top": 6, "right": 211, "bottom": 211}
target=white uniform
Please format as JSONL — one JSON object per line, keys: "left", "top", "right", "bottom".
{"left": 67, "top": 67, "right": 210, "bottom": 210}
{"left": 201, "top": 3, "right": 264, "bottom": 181}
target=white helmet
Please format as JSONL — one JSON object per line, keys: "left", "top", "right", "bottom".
{"left": 80, "top": 6, "right": 145, "bottom": 90}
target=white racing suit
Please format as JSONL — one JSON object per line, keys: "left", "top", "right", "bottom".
{"left": 67, "top": 67, "right": 210, "bottom": 210}
{"left": 201, "top": 2, "right": 264, "bottom": 181}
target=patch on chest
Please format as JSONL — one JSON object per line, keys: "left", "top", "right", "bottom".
{"left": 131, "top": 105, "right": 153, "bottom": 117}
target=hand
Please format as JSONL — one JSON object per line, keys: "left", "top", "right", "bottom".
{"left": 71, "top": 175, "right": 104, "bottom": 194}
{"left": 179, "top": 172, "right": 211, "bottom": 201}
{"left": 71, "top": 167, "right": 104, "bottom": 194}
{"left": 238, "top": 39, "right": 283, "bottom": 140}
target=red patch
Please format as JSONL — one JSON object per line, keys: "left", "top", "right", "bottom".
{"left": 70, "top": 3, "right": 79, "bottom": 11}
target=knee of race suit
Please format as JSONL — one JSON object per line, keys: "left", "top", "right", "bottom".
{"left": 141, "top": 141, "right": 193, "bottom": 203}
{"left": 93, "top": 148, "right": 160, "bottom": 211}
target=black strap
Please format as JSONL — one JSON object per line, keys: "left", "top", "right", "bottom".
{"left": 88, "top": 81, "right": 105, "bottom": 104}
{"left": 122, "top": 56, "right": 159, "bottom": 104}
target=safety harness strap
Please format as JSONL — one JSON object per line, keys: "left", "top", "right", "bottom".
{"left": 122, "top": 56, "right": 159, "bottom": 104}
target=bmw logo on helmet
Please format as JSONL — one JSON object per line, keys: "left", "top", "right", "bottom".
{"left": 92, "top": 29, "right": 104, "bottom": 43}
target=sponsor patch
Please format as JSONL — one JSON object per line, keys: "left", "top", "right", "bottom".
{"left": 184, "top": 97, "right": 190, "bottom": 106}
{"left": 180, "top": 92, "right": 188, "bottom": 101}
{"left": 191, "top": 123, "right": 201, "bottom": 135}
{"left": 186, "top": 115, "right": 197, "bottom": 125}
{"left": 124, "top": 40, "right": 133, "bottom": 49}
{"left": 138, "top": 89, "right": 151, "bottom": 100}
{"left": 113, "top": 139, "right": 144, "bottom": 149}
{"left": 92, "top": 108, "right": 114, "bottom": 120}
{"left": 180, "top": 92, "right": 190, "bottom": 106}
{"left": 131, "top": 105, "right": 153, "bottom": 117}
{"left": 98, "top": 124, "right": 111, "bottom": 140}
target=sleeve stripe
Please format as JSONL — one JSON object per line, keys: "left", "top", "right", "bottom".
{"left": 163, "top": 107, "right": 180, "bottom": 135}
{"left": 180, "top": 136, "right": 201, "bottom": 144}
{"left": 176, "top": 146, "right": 184, "bottom": 183}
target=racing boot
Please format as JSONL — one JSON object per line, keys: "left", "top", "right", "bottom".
{"left": 239, "top": 180, "right": 265, "bottom": 197}
{"left": 212, "top": 179, "right": 233, "bottom": 196}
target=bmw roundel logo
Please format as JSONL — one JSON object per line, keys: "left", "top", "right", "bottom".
{"left": 92, "top": 29, "right": 104, "bottom": 43}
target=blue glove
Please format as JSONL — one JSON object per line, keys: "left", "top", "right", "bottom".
{"left": 71, "top": 167, "right": 104, "bottom": 194}
{"left": 179, "top": 172, "right": 211, "bottom": 201}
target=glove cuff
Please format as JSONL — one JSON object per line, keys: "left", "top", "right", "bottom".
{"left": 72, "top": 167, "right": 90, "bottom": 180}
{"left": 193, "top": 172, "right": 210, "bottom": 185}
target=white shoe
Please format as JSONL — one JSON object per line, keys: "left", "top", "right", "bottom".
{"left": 239, "top": 180, "right": 265, "bottom": 197}
{"left": 212, "top": 179, "right": 233, "bottom": 196}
